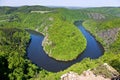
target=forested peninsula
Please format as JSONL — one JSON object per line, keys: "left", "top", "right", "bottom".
{"left": 0, "top": 6, "right": 120, "bottom": 80}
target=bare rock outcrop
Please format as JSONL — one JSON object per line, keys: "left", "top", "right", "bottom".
{"left": 93, "top": 63, "right": 119, "bottom": 78}
{"left": 61, "top": 63, "right": 119, "bottom": 80}
{"left": 97, "top": 28, "right": 120, "bottom": 47}
{"left": 88, "top": 13, "right": 105, "bottom": 20}
{"left": 61, "top": 71, "right": 110, "bottom": 80}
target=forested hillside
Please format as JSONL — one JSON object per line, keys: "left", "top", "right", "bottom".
{"left": 0, "top": 6, "right": 120, "bottom": 80}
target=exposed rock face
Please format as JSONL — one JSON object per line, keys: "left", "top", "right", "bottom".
{"left": 93, "top": 63, "right": 120, "bottom": 78}
{"left": 61, "top": 63, "right": 119, "bottom": 80}
{"left": 31, "top": 11, "right": 52, "bottom": 14}
{"left": 61, "top": 72, "right": 79, "bottom": 80}
{"left": 103, "top": 63, "right": 120, "bottom": 76}
{"left": 88, "top": 13, "right": 105, "bottom": 20}
{"left": 111, "top": 75, "right": 120, "bottom": 80}
{"left": 42, "top": 33, "right": 52, "bottom": 55}
{"left": 61, "top": 71, "right": 110, "bottom": 80}
{"left": 97, "top": 28, "right": 120, "bottom": 48}
{"left": 48, "top": 17, "right": 54, "bottom": 21}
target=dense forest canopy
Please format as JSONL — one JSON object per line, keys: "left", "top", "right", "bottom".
{"left": 0, "top": 6, "right": 120, "bottom": 80}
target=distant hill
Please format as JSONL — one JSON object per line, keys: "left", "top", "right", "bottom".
{"left": 0, "top": 6, "right": 54, "bottom": 14}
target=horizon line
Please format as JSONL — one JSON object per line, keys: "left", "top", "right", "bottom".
{"left": 0, "top": 4, "right": 120, "bottom": 8}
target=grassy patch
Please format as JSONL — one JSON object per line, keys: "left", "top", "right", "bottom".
{"left": 43, "top": 15, "right": 87, "bottom": 61}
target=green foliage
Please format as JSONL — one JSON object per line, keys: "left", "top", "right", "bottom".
{"left": 33, "top": 52, "right": 120, "bottom": 80}
{"left": 83, "top": 18, "right": 120, "bottom": 49}
{"left": 110, "top": 32, "right": 120, "bottom": 53}
{"left": 83, "top": 18, "right": 120, "bottom": 31}
{"left": 57, "top": 8, "right": 89, "bottom": 22}
{"left": 43, "top": 14, "right": 87, "bottom": 61}
{"left": 0, "top": 28, "right": 40, "bottom": 80}
{"left": 84, "top": 7, "right": 120, "bottom": 17}
{"left": 0, "top": 6, "right": 120, "bottom": 80}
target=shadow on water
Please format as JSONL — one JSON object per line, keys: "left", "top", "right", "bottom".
{"left": 26, "top": 21, "right": 104, "bottom": 72}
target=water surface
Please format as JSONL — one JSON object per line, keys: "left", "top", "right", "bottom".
{"left": 27, "top": 22, "right": 103, "bottom": 72}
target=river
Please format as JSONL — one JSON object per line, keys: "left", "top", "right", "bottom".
{"left": 27, "top": 22, "right": 104, "bottom": 72}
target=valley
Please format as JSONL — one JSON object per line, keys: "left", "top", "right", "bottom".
{"left": 0, "top": 6, "right": 120, "bottom": 80}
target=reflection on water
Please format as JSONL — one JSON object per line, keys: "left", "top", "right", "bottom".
{"left": 27, "top": 22, "right": 104, "bottom": 72}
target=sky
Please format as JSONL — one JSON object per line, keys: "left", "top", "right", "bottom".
{"left": 0, "top": 0, "right": 120, "bottom": 7}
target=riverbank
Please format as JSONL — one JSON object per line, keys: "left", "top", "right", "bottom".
{"left": 83, "top": 19, "right": 120, "bottom": 52}
{"left": 26, "top": 21, "right": 103, "bottom": 72}
{"left": 1, "top": 6, "right": 120, "bottom": 80}
{"left": 41, "top": 15, "right": 87, "bottom": 61}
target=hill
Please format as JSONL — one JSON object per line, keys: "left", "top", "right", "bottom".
{"left": 0, "top": 6, "right": 120, "bottom": 80}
